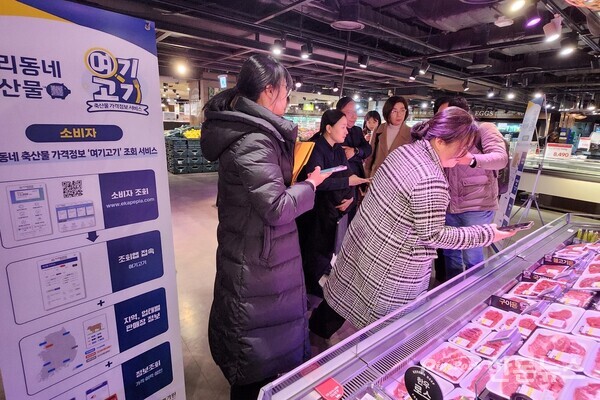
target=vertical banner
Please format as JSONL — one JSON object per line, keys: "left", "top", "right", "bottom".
{"left": 0, "top": 1, "right": 185, "bottom": 399}
{"left": 494, "top": 98, "right": 543, "bottom": 227}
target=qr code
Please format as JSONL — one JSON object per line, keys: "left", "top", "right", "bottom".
{"left": 62, "top": 180, "right": 83, "bottom": 198}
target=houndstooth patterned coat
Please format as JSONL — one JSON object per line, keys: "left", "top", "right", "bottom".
{"left": 323, "top": 139, "right": 495, "bottom": 329}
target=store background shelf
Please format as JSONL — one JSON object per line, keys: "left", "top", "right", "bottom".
{"left": 165, "top": 137, "right": 218, "bottom": 174}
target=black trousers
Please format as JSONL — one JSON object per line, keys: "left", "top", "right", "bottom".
{"left": 230, "top": 376, "right": 276, "bottom": 400}
{"left": 309, "top": 299, "right": 346, "bottom": 339}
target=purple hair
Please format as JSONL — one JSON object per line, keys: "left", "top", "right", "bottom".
{"left": 411, "top": 106, "right": 478, "bottom": 148}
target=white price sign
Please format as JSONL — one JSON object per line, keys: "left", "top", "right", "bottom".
{"left": 545, "top": 143, "right": 573, "bottom": 160}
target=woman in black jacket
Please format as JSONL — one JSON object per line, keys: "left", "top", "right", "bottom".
{"left": 297, "top": 110, "right": 370, "bottom": 298}
{"left": 201, "top": 54, "right": 330, "bottom": 400}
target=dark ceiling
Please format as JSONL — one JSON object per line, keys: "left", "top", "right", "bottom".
{"left": 72, "top": 0, "right": 600, "bottom": 112}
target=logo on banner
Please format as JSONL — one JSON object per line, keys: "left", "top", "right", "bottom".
{"left": 85, "top": 48, "right": 148, "bottom": 115}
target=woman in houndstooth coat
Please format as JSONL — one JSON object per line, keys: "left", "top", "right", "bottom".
{"left": 309, "top": 107, "right": 515, "bottom": 336}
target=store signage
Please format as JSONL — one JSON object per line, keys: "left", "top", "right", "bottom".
{"left": 578, "top": 137, "right": 591, "bottom": 151}
{"left": 495, "top": 99, "right": 542, "bottom": 227}
{"left": 303, "top": 103, "right": 315, "bottom": 111}
{"left": 404, "top": 366, "right": 443, "bottom": 400}
{"left": 544, "top": 143, "right": 572, "bottom": 160}
{"left": 218, "top": 74, "right": 228, "bottom": 89}
{"left": 315, "top": 378, "right": 344, "bottom": 400}
{"left": 0, "top": 1, "right": 185, "bottom": 399}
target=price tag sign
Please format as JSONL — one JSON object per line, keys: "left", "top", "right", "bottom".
{"left": 405, "top": 366, "right": 443, "bottom": 400}
{"left": 315, "top": 378, "right": 344, "bottom": 400}
{"left": 544, "top": 143, "right": 573, "bottom": 160}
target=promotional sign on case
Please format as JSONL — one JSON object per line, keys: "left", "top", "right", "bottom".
{"left": 0, "top": 1, "right": 185, "bottom": 399}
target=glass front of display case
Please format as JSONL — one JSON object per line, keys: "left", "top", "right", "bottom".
{"left": 258, "top": 214, "right": 600, "bottom": 400}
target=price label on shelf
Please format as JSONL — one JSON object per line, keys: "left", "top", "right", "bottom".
{"left": 542, "top": 317, "right": 567, "bottom": 329}
{"left": 544, "top": 143, "right": 573, "bottom": 160}
{"left": 580, "top": 325, "right": 600, "bottom": 338}
{"left": 547, "top": 350, "right": 583, "bottom": 366}
{"left": 452, "top": 336, "right": 471, "bottom": 348}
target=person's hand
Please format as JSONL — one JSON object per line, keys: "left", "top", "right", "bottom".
{"left": 365, "top": 133, "right": 372, "bottom": 142}
{"left": 306, "top": 166, "right": 332, "bottom": 188}
{"left": 456, "top": 151, "right": 474, "bottom": 166}
{"left": 349, "top": 174, "right": 371, "bottom": 186}
{"left": 336, "top": 198, "right": 353, "bottom": 212}
{"left": 342, "top": 146, "right": 356, "bottom": 160}
{"left": 491, "top": 223, "right": 517, "bottom": 242}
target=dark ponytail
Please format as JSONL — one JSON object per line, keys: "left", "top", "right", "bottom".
{"left": 204, "top": 54, "right": 293, "bottom": 112}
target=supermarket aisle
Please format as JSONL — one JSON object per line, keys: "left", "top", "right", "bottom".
{"left": 168, "top": 172, "right": 229, "bottom": 400}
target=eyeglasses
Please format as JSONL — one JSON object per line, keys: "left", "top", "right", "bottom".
{"left": 390, "top": 108, "right": 407, "bottom": 115}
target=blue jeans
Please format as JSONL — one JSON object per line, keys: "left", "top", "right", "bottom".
{"left": 443, "top": 210, "right": 495, "bottom": 279}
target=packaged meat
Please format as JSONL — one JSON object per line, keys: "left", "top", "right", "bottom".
{"left": 573, "top": 310, "right": 600, "bottom": 341}
{"left": 554, "top": 244, "right": 588, "bottom": 257}
{"left": 472, "top": 306, "right": 514, "bottom": 330}
{"left": 473, "top": 332, "right": 514, "bottom": 361}
{"left": 486, "top": 355, "right": 575, "bottom": 399}
{"left": 558, "top": 289, "right": 595, "bottom": 308}
{"left": 519, "top": 328, "right": 596, "bottom": 372}
{"left": 574, "top": 274, "right": 600, "bottom": 291}
{"left": 586, "top": 261, "right": 600, "bottom": 275}
{"left": 535, "top": 303, "right": 584, "bottom": 333}
{"left": 560, "top": 376, "right": 600, "bottom": 400}
{"left": 446, "top": 388, "right": 476, "bottom": 400}
{"left": 514, "top": 315, "right": 539, "bottom": 338}
{"left": 583, "top": 346, "right": 600, "bottom": 380}
{"left": 533, "top": 264, "right": 569, "bottom": 279}
{"left": 500, "top": 313, "right": 519, "bottom": 331}
{"left": 449, "top": 323, "right": 491, "bottom": 350}
{"left": 459, "top": 360, "right": 498, "bottom": 395}
{"left": 420, "top": 342, "right": 481, "bottom": 384}
{"left": 508, "top": 281, "right": 537, "bottom": 298}
{"left": 529, "top": 278, "right": 568, "bottom": 297}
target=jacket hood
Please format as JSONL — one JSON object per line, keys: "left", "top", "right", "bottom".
{"left": 201, "top": 96, "right": 297, "bottom": 161}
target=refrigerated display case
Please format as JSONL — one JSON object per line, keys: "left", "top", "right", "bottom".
{"left": 258, "top": 213, "right": 600, "bottom": 400}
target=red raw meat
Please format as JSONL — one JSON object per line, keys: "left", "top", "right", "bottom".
{"left": 535, "top": 265, "right": 567, "bottom": 277}
{"left": 477, "top": 340, "right": 505, "bottom": 357}
{"left": 575, "top": 383, "right": 600, "bottom": 400}
{"left": 456, "top": 327, "right": 483, "bottom": 348}
{"left": 519, "top": 318, "right": 537, "bottom": 331}
{"left": 393, "top": 379, "right": 409, "bottom": 399}
{"left": 533, "top": 279, "right": 566, "bottom": 293}
{"left": 581, "top": 277, "right": 600, "bottom": 288}
{"left": 480, "top": 309, "right": 503, "bottom": 327}
{"left": 594, "top": 351, "right": 600, "bottom": 379}
{"left": 588, "top": 263, "right": 600, "bottom": 274}
{"left": 422, "top": 346, "right": 473, "bottom": 381}
{"left": 548, "top": 309, "right": 572, "bottom": 321}
{"left": 561, "top": 290, "right": 593, "bottom": 307}
{"left": 514, "top": 283, "right": 534, "bottom": 295}
{"left": 586, "top": 316, "right": 600, "bottom": 328}
{"left": 501, "top": 359, "right": 565, "bottom": 396}
{"left": 467, "top": 365, "right": 493, "bottom": 393}
{"left": 527, "top": 333, "right": 586, "bottom": 367}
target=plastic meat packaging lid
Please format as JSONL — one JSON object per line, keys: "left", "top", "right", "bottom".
{"left": 518, "top": 328, "right": 596, "bottom": 373}
{"left": 486, "top": 355, "right": 576, "bottom": 400}
{"left": 583, "top": 342, "right": 600, "bottom": 380}
{"left": 560, "top": 375, "right": 600, "bottom": 400}
{"left": 446, "top": 387, "right": 476, "bottom": 400}
{"left": 472, "top": 331, "right": 514, "bottom": 361}
{"left": 572, "top": 309, "right": 600, "bottom": 341}
{"left": 513, "top": 314, "right": 539, "bottom": 338}
{"left": 449, "top": 322, "right": 492, "bottom": 350}
{"left": 420, "top": 342, "right": 482, "bottom": 384}
{"left": 508, "top": 281, "right": 537, "bottom": 298}
{"left": 472, "top": 306, "right": 515, "bottom": 331}
{"left": 535, "top": 303, "right": 585, "bottom": 333}
{"left": 574, "top": 273, "right": 600, "bottom": 291}
{"left": 459, "top": 359, "right": 496, "bottom": 394}
{"left": 558, "top": 289, "right": 594, "bottom": 308}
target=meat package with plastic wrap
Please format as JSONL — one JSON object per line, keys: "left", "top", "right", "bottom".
{"left": 574, "top": 382, "right": 600, "bottom": 400}
{"left": 421, "top": 344, "right": 480, "bottom": 383}
{"left": 493, "top": 357, "right": 567, "bottom": 398}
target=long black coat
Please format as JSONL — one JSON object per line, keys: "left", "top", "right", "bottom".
{"left": 201, "top": 96, "right": 315, "bottom": 385}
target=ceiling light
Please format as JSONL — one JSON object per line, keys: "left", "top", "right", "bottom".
{"left": 358, "top": 54, "right": 369, "bottom": 68}
{"left": 317, "top": 90, "right": 322, "bottom": 95}
{"left": 300, "top": 42, "right": 313, "bottom": 59}
{"left": 559, "top": 36, "right": 578, "bottom": 56}
{"left": 368, "top": 96, "right": 373, "bottom": 101}
{"left": 357, "top": 107, "right": 362, "bottom": 113}
{"left": 419, "top": 59, "right": 430, "bottom": 75}
{"left": 272, "top": 39, "right": 285, "bottom": 55}
{"left": 409, "top": 67, "right": 419, "bottom": 81}
{"left": 462, "top": 79, "right": 470, "bottom": 92}
{"left": 353, "top": 93, "right": 360, "bottom": 101}
{"left": 545, "top": 103, "right": 551, "bottom": 109}
{"left": 510, "top": 0, "right": 526, "bottom": 12}
{"left": 534, "top": 91, "right": 543, "bottom": 98}
{"left": 295, "top": 77, "right": 303, "bottom": 88}
{"left": 487, "top": 88, "right": 495, "bottom": 98}
{"left": 507, "top": 91, "right": 516, "bottom": 100}
{"left": 543, "top": 15, "right": 563, "bottom": 42}
{"left": 525, "top": 3, "right": 541, "bottom": 27}
{"left": 505, "top": 75, "right": 512, "bottom": 88}
{"left": 332, "top": 83, "right": 339, "bottom": 93}
{"left": 175, "top": 62, "right": 188, "bottom": 76}
{"left": 421, "top": 101, "right": 428, "bottom": 108}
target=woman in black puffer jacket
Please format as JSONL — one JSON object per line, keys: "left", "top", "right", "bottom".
{"left": 201, "top": 54, "right": 330, "bottom": 400}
